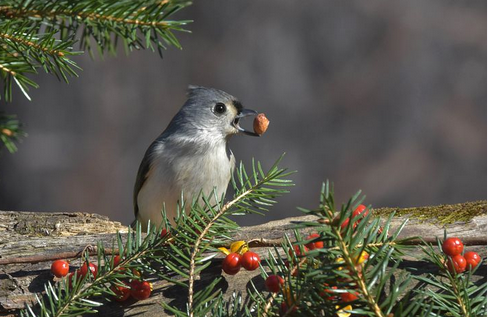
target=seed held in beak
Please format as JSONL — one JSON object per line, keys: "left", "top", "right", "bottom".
{"left": 233, "top": 109, "right": 260, "bottom": 136}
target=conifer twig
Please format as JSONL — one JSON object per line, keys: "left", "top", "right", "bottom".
{"left": 188, "top": 189, "right": 253, "bottom": 316}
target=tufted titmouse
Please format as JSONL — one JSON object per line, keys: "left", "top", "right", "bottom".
{"left": 133, "top": 86, "right": 259, "bottom": 230}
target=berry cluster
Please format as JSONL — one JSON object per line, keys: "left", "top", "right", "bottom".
{"left": 50, "top": 259, "right": 98, "bottom": 283}
{"left": 50, "top": 256, "right": 153, "bottom": 302}
{"left": 442, "top": 237, "right": 481, "bottom": 274}
{"left": 108, "top": 255, "right": 153, "bottom": 302}
{"left": 220, "top": 241, "right": 261, "bottom": 275}
{"left": 264, "top": 205, "right": 373, "bottom": 315}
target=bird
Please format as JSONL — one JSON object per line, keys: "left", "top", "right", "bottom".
{"left": 133, "top": 86, "right": 259, "bottom": 231}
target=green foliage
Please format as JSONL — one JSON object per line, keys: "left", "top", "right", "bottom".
{"left": 20, "top": 218, "right": 173, "bottom": 317}
{"left": 246, "top": 182, "right": 422, "bottom": 317}
{"left": 415, "top": 241, "right": 487, "bottom": 316}
{"left": 244, "top": 182, "right": 486, "bottom": 316}
{"left": 19, "top": 159, "right": 486, "bottom": 316}
{"left": 161, "top": 156, "right": 294, "bottom": 317}
{"left": 0, "top": 111, "right": 26, "bottom": 153}
{"left": 20, "top": 156, "right": 294, "bottom": 316}
{"left": 0, "top": 0, "right": 192, "bottom": 152}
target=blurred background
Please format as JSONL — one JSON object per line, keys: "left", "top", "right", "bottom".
{"left": 0, "top": 1, "right": 486, "bottom": 226}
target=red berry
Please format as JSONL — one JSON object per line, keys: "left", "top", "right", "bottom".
{"left": 305, "top": 233, "right": 324, "bottom": 250}
{"left": 319, "top": 284, "right": 338, "bottom": 300}
{"left": 161, "top": 228, "right": 171, "bottom": 239}
{"left": 222, "top": 253, "right": 242, "bottom": 275}
{"left": 290, "top": 245, "right": 309, "bottom": 258}
{"left": 241, "top": 251, "right": 261, "bottom": 271}
{"left": 80, "top": 262, "right": 98, "bottom": 278}
{"left": 377, "top": 227, "right": 384, "bottom": 235}
{"left": 113, "top": 255, "right": 121, "bottom": 267}
{"left": 352, "top": 204, "right": 368, "bottom": 218}
{"left": 442, "top": 237, "right": 464, "bottom": 257}
{"left": 51, "top": 260, "right": 70, "bottom": 278}
{"left": 67, "top": 272, "right": 75, "bottom": 289}
{"left": 130, "top": 280, "right": 152, "bottom": 300}
{"left": 67, "top": 272, "right": 81, "bottom": 289}
{"left": 464, "top": 251, "right": 481, "bottom": 270}
{"left": 111, "top": 281, "right": 131, "bottom": 302}
{"left": 340, "top": 291, "right": 359, "bottom": 302}
{"left": 447, "top": 254, "right": 467, "bottom": 274}
{"left": 265, "top": 275, "right": 284, "bottom": 293}
{"left": 340, "top": 217, "right": 350, "bottom": 230}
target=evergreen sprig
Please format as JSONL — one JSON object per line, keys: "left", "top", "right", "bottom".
{"left": 0, "top": 0, "right": 191, "bottom": 102}
{"left": 161, "top": 155, "right": 295, "bottom": 316}
{"left": 237, "top": 181, "right": 486, "bottom": 317}
{"left": 244, "top": 181, "right": 419, "bottom": 317}
{"left": 20, "top": 156, "right": 294, "bottom": 316}
{"left": 414, "top": 240, "right": 487, "bottom": 316}
{"left": 0, "top": 0, "right": 192, "bottom": 152}
{"left": 21, "top": 219, "right": 172, "bottom": 317}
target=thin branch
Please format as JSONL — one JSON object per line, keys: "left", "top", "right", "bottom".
{"left": 262, "top": 292, "right": 279, "bottom": 316}
{"left": 446, "top": 270, "right": 470, "bottom": 316}
{"left": 0, "top": 62, "right": 16, "bottom": 76}
{"left": 0, "top": 32, "right": 65, "bottom": 56}
{"left": 331, "top": 222, "right": 386, "bottom": 317}
{"left": 0, "top": 6, "right": 171, "bottom": 28}
{"left": 188, "top": 188, "right": 254, "bottom": 317}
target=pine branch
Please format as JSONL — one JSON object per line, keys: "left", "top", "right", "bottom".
{"left": 0, "top": 0, "right": 192, "bottom": 152}
{"left": 0, "top": 0, "right": 191, "bottom": 102}
{"left": 241, "top": 181, "right": 429, "bottom": 317}
{"left": 156, "top": 156, "right": 294, "bottom": 316}
{"left": 20, "top": 221, "right": 173, "bottom": 316}
{"left": 0, "top": 20, "right": 81, "bottom": 100}
{"left": 188, "top": 189, "right": 253, "bottom": 315}
{"left": 414, "top": 241, "right": 487, "bottom": 317}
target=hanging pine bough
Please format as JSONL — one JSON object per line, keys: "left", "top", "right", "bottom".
{"left": 0, "top": 0, "right": 192, "bottom": 101}
{"left": 10, "top": 156, "right": 487, "bottom": 316}
{"left": 0, "top": 0, "right": 192, "bottom": 152}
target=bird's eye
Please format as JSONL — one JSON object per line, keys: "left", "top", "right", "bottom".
{"left": 213, "top": 103, "right": 227, "bottom": 114}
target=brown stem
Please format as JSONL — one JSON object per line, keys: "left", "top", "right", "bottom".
{"left": 0, "top": 32, "right": 65, "bottom": 56}
{"left": 0, "top": 62, "right": 16, "bottom": 76}
{"left": 188, "top": 189, "right": 254, "bottom": 317}
{"left": 262, "top": 292, "right": 279, "bottom": 316}
{"left": 330, "top": 205, "right": 386, "bottom": 317}
{"left": 0, "top": 6, "right": 170, "bottom": 28}
{"left": 446, "top": 266, "right": 470, "bottom": 316}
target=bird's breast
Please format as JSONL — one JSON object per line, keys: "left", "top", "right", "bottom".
{"left": 173, "top": 144, "right": 235, "bottom": 201}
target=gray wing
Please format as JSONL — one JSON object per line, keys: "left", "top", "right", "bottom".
{"left": 133, "top": 141, "right": 158, "bottom": 219}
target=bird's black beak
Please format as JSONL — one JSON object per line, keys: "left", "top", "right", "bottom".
{"left": 232, "top": 109, "right": 260, "bottom": 136}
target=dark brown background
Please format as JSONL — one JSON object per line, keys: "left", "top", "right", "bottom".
{"left": 0, "top": 1, "right": 486, "bottom": 226}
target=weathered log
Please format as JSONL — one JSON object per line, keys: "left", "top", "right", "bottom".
{"left": 0, "top": 202, "right": 486, "bottom": 316}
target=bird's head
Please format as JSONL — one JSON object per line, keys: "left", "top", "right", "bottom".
{"left": 169, "top": 86, "right": 259, "bottom": 140}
